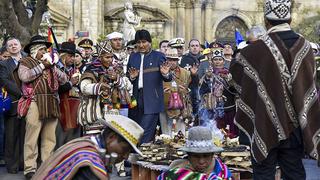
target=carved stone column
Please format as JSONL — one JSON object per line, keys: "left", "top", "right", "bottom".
{"left": 170, "top": 0, "right": 177, "bottom": 37}
{"left": 193, "top": 0, "right": 202, "bottom": 40}
{"left": 205, "top": 0, "right": 214, "bottom": 42}
{"left": 185, "top": 1, "right": 193, "bottom": 44}
{"left": 176, "top": 1, "right": 186, "bottom": 38}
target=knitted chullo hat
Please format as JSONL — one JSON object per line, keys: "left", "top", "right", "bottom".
{"left": 264, "top": 0, "right": 292, "bottom": 20}
{"left": 212, "top": 49, "right": 225, "bottom": 60}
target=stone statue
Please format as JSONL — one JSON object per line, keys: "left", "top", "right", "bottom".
{"left": 122, "top": 1, "right": 141, "bottom": 43}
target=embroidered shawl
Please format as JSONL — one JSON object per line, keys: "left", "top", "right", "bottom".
{"left": 230, "top": 33, "right": 320, "bottom": 163}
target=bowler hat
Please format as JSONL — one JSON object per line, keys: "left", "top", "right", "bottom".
{"left": 59, "top": 42, "right": 76, "bottom": 55}
{"left": 180, "top": 126, "right": 224, "bottom": 153}
{"left": 24, "top": 35, "right": 52, "bottom": 54}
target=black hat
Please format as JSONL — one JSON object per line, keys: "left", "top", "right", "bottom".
{"left": 209, "top": 42, "right": 224, "bottom": 49}
{"left": 24, "top": 35, "right": 52, "bottom": 54}
{"left": 135, "top": 29, "right": 152, "bottom": 43}
{"left": 78, "top": 38, "right": 93, "bottom": 49}
{"left": 59, "top": 42, "right": 76, "bottom": 55}
{"left": 126, "top": 40, "right": 136, "bottom": 49}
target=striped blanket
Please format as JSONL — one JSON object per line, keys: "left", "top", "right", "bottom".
{"left": 33, "top": 137, "right": 108, "bottom": 180}
{"left": 157, "top": 158, "right": 232, "bottom": 180}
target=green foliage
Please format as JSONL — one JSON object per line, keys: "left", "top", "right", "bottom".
{"left": 151, "top": 37, "right": 160, "bottom": 50}
{"left": 151, "top": 33, "right": 164, "bottom": 50}
{"left": 96, "top": 34, "right": 106, "bottom": 43}
{"left": 293, "top": 9, "right": 320, "bottom": 42}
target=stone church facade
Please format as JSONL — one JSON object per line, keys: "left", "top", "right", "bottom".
{"left": 48, "top": 0, "right": 320, "bottom": 45}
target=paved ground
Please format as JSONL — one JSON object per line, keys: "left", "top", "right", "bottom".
{"left": 0, "top": 159, "right": 319, "bottom": 180}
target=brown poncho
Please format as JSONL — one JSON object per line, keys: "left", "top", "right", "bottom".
{"left": 20, "top": 57, "right": 61, "bottom": 119}
{"left": 230, "top": 33, "right": 320, "bottom": 164}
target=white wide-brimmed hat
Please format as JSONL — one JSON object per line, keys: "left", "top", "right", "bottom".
{"left": 103, "top": 114, "right": 144, "bottom": 156}
{"left": 180, "top": 126, "right": 224, "bottom": 153}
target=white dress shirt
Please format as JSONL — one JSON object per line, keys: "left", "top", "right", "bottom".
{"left": 138, "top": 53, "right": 144, "bottom": 89}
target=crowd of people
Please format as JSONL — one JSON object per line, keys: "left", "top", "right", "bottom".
{"left": 0, "top": 0, "right": 319, "bottom": 179}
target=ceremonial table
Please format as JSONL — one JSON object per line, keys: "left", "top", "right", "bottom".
{"left": 131, "top": 161, "right": 169, "bottom": 180}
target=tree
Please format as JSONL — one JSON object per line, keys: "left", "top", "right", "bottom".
{"left": 293, "top": 9, "right": 320, "bottom": 43}
{"left": 0, "top": 0, "right": 48, "bottom": 46}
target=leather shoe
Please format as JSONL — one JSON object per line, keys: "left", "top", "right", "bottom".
{"left": 25, "top": 172, "right": 35, "bottom": 180}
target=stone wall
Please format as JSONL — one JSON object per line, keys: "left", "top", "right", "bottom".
{"left": 48, "top": 0, "right": 320, "bottom": 45}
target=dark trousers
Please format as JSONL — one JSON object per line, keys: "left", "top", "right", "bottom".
{"left": 4, "top": 109, "right": 25, "bottom": 171}
{"left": 55, "top": 121, "right": 81, "bottom": 150}
{"left": 0, "top": 114, "right": 4, "bottom": 158}
{"left": 252, "top": 129, "right": 306, "bottom": 180}
{"left": 133, "top": 89, "right": 159, "bottom": 144}
{"left": 190, "top": 86, "right": 199, "bottom": 117}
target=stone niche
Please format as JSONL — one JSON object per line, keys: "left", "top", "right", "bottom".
{"left": 104, "top": 4, "right": 172, "bottom": 40}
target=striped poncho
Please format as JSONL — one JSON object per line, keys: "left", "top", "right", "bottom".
{"left": 32, "top": 137, "right": 108, "bottom": 180}
{"left": 157, "top": 158, "right": 232, "bottom": 180}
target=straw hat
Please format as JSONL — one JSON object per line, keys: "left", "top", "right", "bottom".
{"left": 103, "top": 115, "right": 144, "bottom": 156}
{"left": 180, "top": 126, "right": 224, "bottom": 153}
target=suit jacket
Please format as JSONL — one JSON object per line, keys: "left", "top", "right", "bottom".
{"left": 0, "top": 58, "right": 22, "bottom": 115}
{"left": 127, "top": 50, "right": 171, "bottom": 114}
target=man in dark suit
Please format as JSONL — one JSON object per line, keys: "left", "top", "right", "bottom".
{"left": 127, "top": 29, "right": 172, "bottom": 143}
{"left": 0, "top": 37, "right": 24, "bottom": 174}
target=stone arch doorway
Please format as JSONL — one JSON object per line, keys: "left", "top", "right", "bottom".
{"left": 215, "top": 16, "right": 249, "bottom": 44}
